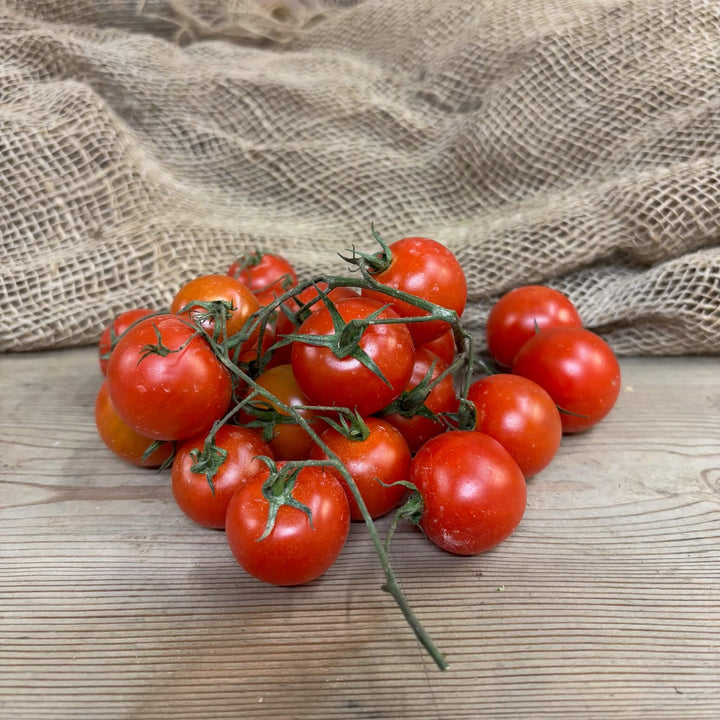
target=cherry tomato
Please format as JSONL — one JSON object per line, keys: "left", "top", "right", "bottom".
{"left": 382, "top": 348, "right": 459, "bottom": 454}
{"left": 274, "top": 284, "right": 360, "bottom": 341}
{"left": 227, "top": 251, "right": 297, "bottom": 306}
{"left": 512, "top": 327, "right": 621, "bottom": 433}
{"left": 291, "top": 297, "right": 415, "bottom": 417}
{"left": 98, "top": 308, "right": 155, "bottom": 376}
{"left": 106, "top": 314, "right": 233, "bottom": 441}
{"left": 94, "top": 381, "right": 173, "bottom": 467}
{"left": 225, "top": 463, "right": 350, "bottom": 586}
{"left": 418, "top": 329, "right": 456, "bottom": 366}
{"left": 486, "top": 285, "right": 582, "bottom": 368}
{"left": 310, "top": 417, "right": 410, "bottom": 520}
{"left": 171, "top": 425, "right": 272, "bottom": 529}
{"left": 237, "top": 364, "right": 320, "bottom": 461}
{"left": 273, "top": 285, "right": 359, "bottom": 366}
{"left": 410, "top": 431, "right": 526, "bottom": 555}
{"left": 467, "top": 373, "right": 562, "bottom": 477}
{"left": 362, "top": 236, "right": 467, "bottom": 345}
{"left": 170, "top": 274, "right": 261, "bottom": 339}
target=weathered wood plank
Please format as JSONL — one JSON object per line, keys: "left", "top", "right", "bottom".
{"left": 1, "top": 349, "right": 718, "bottom": 719}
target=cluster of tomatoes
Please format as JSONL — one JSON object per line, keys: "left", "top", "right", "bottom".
{"left": 95, "top": 233, "right": 621, "bottom": 590}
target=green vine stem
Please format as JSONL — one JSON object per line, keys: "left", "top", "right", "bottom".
{"left": 190, "top": 246, "right": 478, "bottom": 672}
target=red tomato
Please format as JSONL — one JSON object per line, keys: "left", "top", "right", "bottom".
{"left": 170, "top": 274, "right": 261, "bottom": 339}
{"left": 227, "top": 251, "right": 297, "bottom": 306}
{"left": 486, "top": 285, "right": 582, "bottom": 368}
{"left": 362, "top": 236, "right": 467, "bottom": 345}
{"left": 94, "top": 381, "right": 173, "bottom": 467}
{"left": 410, "top": 431, "right": 526, "bottom": 555}
{"left": 418, "top": 329, "right": 456, "bottom": 366}
{"left": 98, "top": 308, "right": 155, "bottom": 376}
{"left": 275, "top": 285, "right": 360, "bottom": 340}
{"left": 512, "top": 327, "right": 621, "bottom": 433}
{"left": 291, "top": 297, "right": 415, "bottom": 417}
{"left": 106, "top": 314, "right": 233, "bottom": 441}
{"left": 467, "top": 373, "right": 562, "bottom": 477}
{"left": 382, "top": 348, "right": 459, "bottom": 454}
{"left": 237, "top": 364, "right": 320, "bottom": 461}
{"left": 273, "top": 285, "right": 359, "bottom": 366}
{"left": 171, "top": 424, "right": 272, "bottom": 529}
{"left": 309, "top": 417, "right": 410, "bottom": 520}
{"left": 225, "top": 463, "right": 350, "bottom": 585}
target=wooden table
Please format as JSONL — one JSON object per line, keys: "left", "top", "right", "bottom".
{"left": 1, "top": 348, "right": 718, "bottom": 719}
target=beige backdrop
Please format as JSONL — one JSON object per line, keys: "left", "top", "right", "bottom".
{"left": 2, "top": 0, "right": 719, "bottom": 354}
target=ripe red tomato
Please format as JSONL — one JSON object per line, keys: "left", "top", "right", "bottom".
{"left": 486, "top": 285, "right": 582, "bottom": 368}
{"left": 418, "top": 329, "right": 456, "bottom": 366}
{"left": 361, "top": 236, "right": 467, "bottom": 345}
{"left": 227, "top": 251, "right": 297, "bottom": 306}
{"left": 512, "top": 326, "right": 621, "bottom": 433}
{"left": 94, "top": 381, "right": 173, "bottom": 467}
{"left": 291, "top": 297, "right": 415, "bottom": 417}
{"left": 98, "top": 308, "right": 155, "bottom": 376}
{"left": 225, "top": 463, "right": 350, "bottom": 585}
{"left": 274, "top": 284, "right": 360, "bottom": 338}
{"left": 237, "top": 364, "right": 320, "bottom": 461}
{"left": 171, "top": 424, "right": 272, "bottom": 529}
{"left": 309, "top": 417, "right": 411, "bottom": 520}
{"left": 273, "top": 285, "right": 359, "bottom": 365}
{"left": 170, "top": 274, "right": 261, "bottom": 339}
{"left": 382, "top": 348, "right": 459, "bottom": 454}
{"left": 410, "top": 431, "right": 526, "bottom": 555}
{"left": 106, "top": 314, "right": 233, "bottom": 441}
{"left": 467, "top": 373, "right": 562, "bottom": 477}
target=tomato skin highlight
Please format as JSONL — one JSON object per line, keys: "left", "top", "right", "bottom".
{"left": 467, "top": 373, "right": 562, "bottom": 478}
{"left": 106, "top": 314, "right": 233, "bottom": 441}
{"left": 291, "top": 297, "right": 415, "bottom": 417}
{"left": 225, "top": 464, "right": 350, "bottom": 586}
{"left": 171, "top": 425, "right": 272, "bottom": 529}
{"left": 98, "top": 308, "right": 156, "bottom": 376}
{"left": 94, "top": 381, "right": 172, "bottom": 467}
{"left": 410, "top": 431, "right": 526, "bottom": 556}
{"left": 486, "top": 285, "right": 582, "bottom": 368}
{"left": 512, "top": 326, "right": 621, "bottom": 433}
{"left": 362, "top": 236, "right": 467, "bottom": 345}
{"left": 170, "top": 274, "right": 261, "bottom": 339}
{"left": 310, "top": 417, "right": 411, "bottom": 520}
{"left": 382, "top": 348, "right": 459, "bottom": 454}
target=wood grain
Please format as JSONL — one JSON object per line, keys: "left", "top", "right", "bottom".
{"left": 1, "top": 349, "right": 719, "bottom": 719}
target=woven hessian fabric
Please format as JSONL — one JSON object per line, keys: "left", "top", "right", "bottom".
{"left": 2, "top": 0, "right": 719, "bottom": 354}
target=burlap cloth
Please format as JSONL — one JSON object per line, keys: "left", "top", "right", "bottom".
{"left": 2, "top": 0, "right": 719, "bottom": 354}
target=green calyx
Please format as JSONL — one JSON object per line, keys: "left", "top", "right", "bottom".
{"left": 381, "top": 357, "right": 441, "bottom": 420}
{"left": 229, "top": 249, "right": 264, "bottom": 277}
{"left": 178, "top": 299, "right": 235, "bottom": 341}
{"left": 316, "top": 408, "right": 370, "bottom": 442}
{"left": 188, "top": 422, "right": 229, "bottom": 495}
{"left": 258, "top": 458, "right": 314, "bottom": 541}
{"left": 240, "top": 399, "right": 301, "bottom": 444}
{"left": 340, "top": 225, "right": 393, "bottom": 275}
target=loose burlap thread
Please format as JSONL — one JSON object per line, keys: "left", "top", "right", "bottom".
{"left": 2, "top": 0, "right": 719, "bottom": 354}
